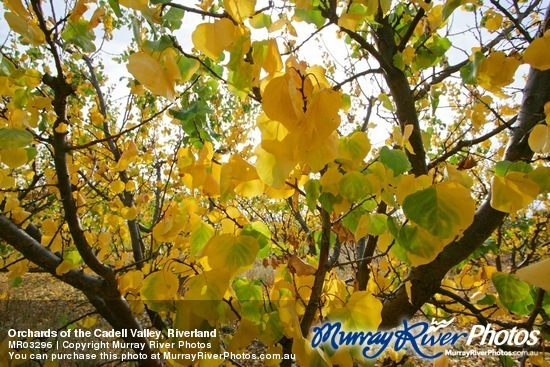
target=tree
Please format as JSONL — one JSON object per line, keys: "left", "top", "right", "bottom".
{"left": 1, "top": 0, "right": 549, "bottom": 366}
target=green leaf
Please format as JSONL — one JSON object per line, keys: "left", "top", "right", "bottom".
{"left": 61, "top": 20, "right": 96, "bottom": 53}
{"left": 492, "top": 272, "right": 534, "bottom": 315}
{"left": 249, "top": 13, "right": 272, "bottom": 29}
{"left": 397, "top": 224, "right": 445, "bottom": 265}
{"left": 475, "top": 294, "right": 497, "bottom": 306}
{"left": 142, "top": 35, "right": 173, "bottom": 53}
{"left": 442, "top": 0, "right": 463, "bottom": 21}
{"left": 0, "top": 129, "right": 33, "bottom": 149}
{"left": 170, "top": 103, "right": 213, "bottom": 123}
{"left": 241, "top": 221, "right": 271, "bottom": 250}
{"left": 495, "top": 161, "right": 533, "bottom": 176}
{"left": 0, "top": 54, "right": 16, "bottom": 76}
{"left": 261, "top": 311, "right": 284, "bottom": 344}
{"left": 233, "top": 278, "right": 263, "bottom": 302}
{"left": 460, "top": 51, "right": 484, "bottom": 85}
{"left": 379, "top": 146, "right": 411, "bottom": 176}
{"left": 529, "top": 166, "right": 550, "bottom": 193}
{"left": 201, "top": 234, "right": 260, "bottom": 275}
{"left": 339, "top": 171, "right": 369, "bottom": 202}
{"left": 305, "top": 179, "right": 321, "bottom": 211}
{"left": 318, "top": 192, "right": 337, "bottom": 214}
{"left": 190, "top": 221, "right": 215, "bottom": 255}
{"left": 108, "top": 0, "right": 123, "bottom": 17}
{"left": 402, "top": 182, "right": 475, "bottom": 239}
{"left": 294, "top": 8, "right": 326, "bottom": 28}
{"left": 342, "top": 206, "right": 365, "bottom": 233}
{"left": 140, "top": 270, "right": 179, "bottom": 312}
{"left": 368, "top": 213, "right": 387, "bottom": 236}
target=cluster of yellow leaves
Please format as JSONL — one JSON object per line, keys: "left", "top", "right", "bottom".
{"left": 0, "top": 195, "right": 31, "bottom": 228}
{"left": 256, "top": 58, "right": 343, "bottom": 187}
{"left": 476, "top": 52, "right": 520, "bottom": 94}
{"left": 466, "top": 95, "right": 493, "bottom": 129}
{"left": 177, "top": 143, "right": 221, "bottom": 197}
{"left": 483, "top": 9, "right": 503, "bottom": 32}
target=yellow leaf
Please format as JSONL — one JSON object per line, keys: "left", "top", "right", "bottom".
{"left": 115, "top": 140, "right": 140, "bottom": 171}
{"left": 268, "top": 17, "right": 297, "bottom": 36}
{"left": 89, "top": 8, "right": 105, "bottom": 29}
{"left": 302, "top": 89, "right": 342, "bottom": 148}
{"left": 255, "top": 144, "right": 296, "bottom": 189}
{"left": 224, "top": 0, "right": 255, "bottom": 23}
{"left": 69, "top": 0, "right": 90, "bottom": 23}
{"left": 110, "top": 180, "right": 125, "bottom": 194}
{"left": 152, "top": 204, "right": 187, "bottom": 242}
{"left": 338, "top": 13, "right": 364, "bottom": 30}
{"left": 302, "top": 131, "right": 339, "bottom": 172}
{"left": 161, "top": 50, "right": 181, "bottom": 82}
{"left": 4, "top": 197, "right": 20, "bottom": 212}
{"left": 328, "top": 291, "right": 383, "bottom": 331}
{"left": 395, "top": 174, "right": 432, "bottom": 206}
{"left": 338, "top": 131, "right": 371, "bottom": 167}
{"left": 319, "top": 165, "right": 344, "bottom": 195}
{"left": 201, "top": 234, "right": 260, "bottom": 275}
{"left": 524, "top": 30, "right": 550, "bottom": 71}
{"left": 288, "top": 255, "right": 317, "bottom": 276}
{"left": 141, "top": 270, "right": 179, "bottom": 301}
{"left": 7, "top": 259, "right": 28, "bottom": 279}
{"left": 42, "top": 219, "right": 58, "bottom": 234}
{"left": 56, "top": 259, "right": 77, "bottom": 275}
{"left": 192, "top": 18, "right": 237, "bottom": 60}
{"left": 0, "top": 148, "right": 28, "bottom": 168}
{"left": 4, "top": 12, "right": 45, "bottom": 46}
{"left": 127, "top": 51, "right": 176, "bottom": 100}
{"left": 293, "top": 335, "right": 332, "bottom": 367}
{"left": 484, "top": 11, "right": 502, "bottom": 32}
{"left": 5, "top": 0, "right": 30, "bottom": 18}
{"left": 263, "top": 38, "right": 283, "bottom": 75}
{"left": 516, "top": 258, "right": 550, "bottom": 291}
{"left": 121, "top": 206, "right": 139, "bottom": 220}
{"left": 55, "top": 123, "right": 69, "bottom": 133}
{"left": 227, "top": 318, "right": 259, "bottom": 352}
{"left": 77, "top": 316, "right": 97, "bottom": 328}
{"left": 98, "top": 232, "right": 111, "bottom": 244}
{"left": 0, "top": 169, "right": 16, "bottom": 189}
{"left": 118, "top": 270, "right": 144, "bottom": 294}
{"left": 262, "top": 73, "right": 304, "bottom": 128}
{"left": 119, "top": 0, "right": 148, "bottom": 11}
{"left": 354, "top": 214, "right": 370, "bottom": 242}
{"left": 221, "top": 154, "right": 263, "bottom": 200}
{"left": 491, "top": 172, "right": 540, "bottom": 213}
{"left": 125, "top": 180, "right": 137, "bottom": 192}
{"left": 528, "top": 123, "right": 550, "bottom": 153}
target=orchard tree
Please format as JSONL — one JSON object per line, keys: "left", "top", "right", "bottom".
{"left": 1, "top": 0, "right": 549, "bottom": 366}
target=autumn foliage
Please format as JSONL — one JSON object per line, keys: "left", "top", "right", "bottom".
{"left": 0, "top": 0, "right": 549, "bottom": 366}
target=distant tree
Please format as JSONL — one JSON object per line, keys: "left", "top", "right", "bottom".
{"left": 0, "top": 0, "right": 548, "bottom": 366}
